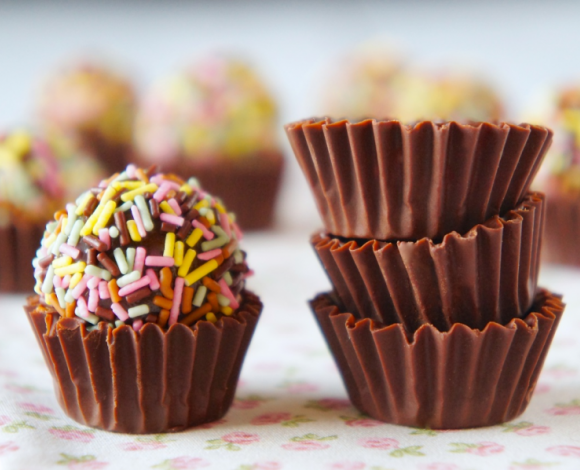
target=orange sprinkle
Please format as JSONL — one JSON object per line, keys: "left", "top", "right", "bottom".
{"left": 207, "top": 292, "right": 219, "bottom": 312}
{"left": 153, "top": 295, "right": 173, "bottom": 310}
{"left": 160, "top": 267, "right": 174, "bottom": 300}
{"left": 158, "top": 309, "right": 170, "bottom": 328}
{"left": 65, "top": 301, "right": 76, "bottom": 318}
{"left": 96, "top": 189, "right": 105, "bottom": 201}
{"left": 108, "top": 279, "right": 121, "bottom": 303}
{"left": 180, "top": 303, "right": 212, "bottom": 326}
{"left": 54, "top": 209, "right": 67, "bottom": 221}
{"left": 166, "top": 189, "right": 177, "bottom": 200}
{"left": 165, "top": 174, "right": 184, "bottom": 184}
{"left": 49, "top": 293, "right": 65, "bottom": 316}
{"left": 198, "top": 216, "right": 211, "bottom": 228}
{"left": 215, "top": 254, "right": 224, "bottom": 266}
{"left": 222, "top": 240, "right": 238, "bottom": 259}
{"left": 102, "top": 172, "right": 120, "bottom": 187}
{"left": 182, "top": 286, "right": 194, "bottom": 314}
{"left": 135, "top": 168, "right": 149, "bottom": 183}
{"left": 202, "top": 277, "right": 221, "bottom": 293}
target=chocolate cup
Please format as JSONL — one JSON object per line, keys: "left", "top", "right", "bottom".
{"left": 139, "top": 151, "right": 284, "bottom": 231}
{"left": 312, "top": 192, "right": 545, "bottom": 332}
{"left": 311, "top": 289, "right": 564, "bottom": 430}
{"left": 0, "top": 221, "right": 45, "bottom": 293}
{"left": 285, "top": 118, "right": 552, "bottom": 241}
{"left": 25, "top": 290, "right": 262, "bottom": 434}
{"left": 542, "top": 188, "right": 580, "bottom": 266}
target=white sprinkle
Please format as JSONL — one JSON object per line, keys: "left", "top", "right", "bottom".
{"left": 113, "top": 248, "right": 129, "bottom": 275}
{"left": 128, "top": 304, "right": 150, "bottom": 318}
{"left": 67, "top": 219, "right": 84, "bottom": 246}
{"left": 115, "top": 200, "right": 134, "bottom": 213}
{"left": 135, "top": 195, "right": 154, "bottom": 231}
{"left": 192, "top": 285, "right": 207, "bottom": 307}
{"left": 41, "top": 265, "right": 55, "bottom": 294}
{"left": 55, "top": 287, "right": 66, "bottom": 309}
{"left": 199, "top": 207, "right": 208, "bottom": 216}
{"left": 187, "top": 177, "right": 200, "bottom": 189}
{"left": 233, "top": 250, "right": 244, "bottom": 264}
{"left": 77, "top": 312, "right": 99, "bottom": 325}
{"left": 116, "top": 270, "right": 141, "bottom": 288}
{"left": 51, "top": 232, "right": 68, "bottom": 256}
{"left": 64, "top": 290, "right": 75, "bottom": 303}
{"left": 114, "top": 320, "right": 125, "bottom": 328}
{"left": 65, "top": 206, "right": 78, "bottom": 235}
{"left": 109, "top": 226, "right": 119, "bottom": 238}
{"left": 217, "top": 294, "right": 230, "bottom": 307}
{"left": 85, "top": 265, "right": 112, "bottom": 281}
{"left": 126, "top": 247, "right": 136, "bottom": 272}
{"left": 45, "top": 221, "right": 58, "bottom": 233}
{"left": 112, "top": 171, "right": 129, "bottom": 182}
{"left": 223, "top": 271, "right": 233, "bottom": 286}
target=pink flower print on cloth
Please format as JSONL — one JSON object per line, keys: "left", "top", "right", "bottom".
{"left": 49, "top": 426, "right": 95, "bottom": 443}
{"left": 546, "top": 399, "right": 580, "bottom": 416}
{"left": 282, "top": 434, "right": 337, "bottom": 451}
{"left": 206, "top": 432, "right": 260, "bottom": 451}
{"left": 152, "top": 456, "right": 210, "bottom": 469}
{"left": 547, "top": 445, "right": 580, "bottom": 458}
{"left": 449, "top": 441, "right": 504, "bottom": 456}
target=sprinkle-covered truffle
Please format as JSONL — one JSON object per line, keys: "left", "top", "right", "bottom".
{"left": 135, "top": 55, "right": 278, "bottom": 162}
{"left": 32, "top": 165, "right": 251, "bottom": 330}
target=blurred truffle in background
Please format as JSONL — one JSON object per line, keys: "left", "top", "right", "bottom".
{"left": 135, "top": 54, "right": 284, "bottom": 231}
{"left": 36, "top": 61, "right": 136, "bottom": 174}
{"left": 320, "top": 42, "right": 503, "bottom": 122}
{"left": 537, "top": 85, "right": 580, "bottom": 266}
{"left": 0, "top": 130, "right": 105, "bottom": 292}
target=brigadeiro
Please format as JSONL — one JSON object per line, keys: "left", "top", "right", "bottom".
{"left": 0, "top": 130, "right": 105, "bottom": 292}
{"left": 286, "top": 117, "right": 564, "bottom": 429}
{"left": 25, "top": 164, "right": 261, "bottom": 433}
{"left": 134, "top": 55, "right": 284, "bottom": 231}
{"left": 37, "top": 61, "right": 136, "bottom": 174}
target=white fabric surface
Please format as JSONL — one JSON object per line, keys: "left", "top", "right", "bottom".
{"left": 0, "top": 232, "right": 580, "bottom": 470}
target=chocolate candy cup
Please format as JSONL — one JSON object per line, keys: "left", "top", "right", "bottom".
{"left": 311, "top": 289, "right": 564, "bottom": 429}
{"left": 542, "top": 188, "right": 580, "bottom": 266}
{"left": 286, "top": 118, "right": 552, "bottom": 240}
{"left": 25, "top": 290, "right": 261, "bottom": 434}
{"left": 0, "top": 221, "right": 45, "bottom": 293}
{"left": 313, "top": 192, "right": 545, "bottom": 332}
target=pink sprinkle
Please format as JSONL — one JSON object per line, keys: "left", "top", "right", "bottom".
{"left": 59, "top": 243, "right": 80, "bottom": 259}
{"left": 219, "top": 212, "right": 232, "bottom": 238}
{"left": 169, "top": 277, "right": 184, "bottom": 326}
{"left": 53, "top": 275, "right": 62, "bottom": 289}
{"left": 88, "top": 288, "right": 99, "bottom": 312}
{"left": 197, "top": 249, "right": 222, "bottom": 260}
{"left": 72, "top": 274, "right": 92, "bottom": 299}
{"left": 98, "top": 179, "right": 109, "bottom": 189}
{"left": 112, "top": 303, "right": 129, "bottom": 321}
{"left": 126, "top": 164, "right": 137, "bottom": 178}
{"left": 38, "top": 246, "right": 48, "bottom": 258}
{"left": 118, "top": 275, "right": 151, "bottom": 297}
{"left": 167, "top": 198, "right": 182, "bottom": 215}
{"left": 232, "top": 222, "right": 243, "bottom": 241}
{"left": 98, "top": 281, "right": 110, "bottom": 299}
{"left": 159, "top": 213, "right": 184, "bottom": 227}
{"left": 132, "top": 319, "right": 143, "bottom": 332}
{"left": 145, "top": 256, "right": 175, "bottom": 267}
{"left": 146, "top": 269, "right": 160, "bottom": 290}
{"left": 87, "top": 277, "right": 100, "bottom": 290}
{"left": 61, "top": 274, "right": 71, "bottom": 289}
{"left": 134, "top": 247, "right": 146, "bottom": 274}
{"left": 153, "top": 181, "right": 172, "bottom": 202}
{"left": 131, "top": 205, "right": 147, "bottom": 237}
{"left": 218, "top": 278, "right": 239, "bottom": 309}
{"left": 98, "top": 228, "right": 111, "bottom": 250}
{"left": 243, "top": 269, "right": 255, "bottom": 279}
{"left": 192, "top": 220, "right": 214, "bottom": 240}
{"left": 76, "top": 297, "right": 89, "bottom": 318}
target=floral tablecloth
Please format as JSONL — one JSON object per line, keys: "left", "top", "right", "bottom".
{"left": 1, "top": 233, "right": 580, "bottom": 470}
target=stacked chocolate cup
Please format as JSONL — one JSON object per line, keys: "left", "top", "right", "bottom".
{"left": 286, "top": 118, "right": 565, "bottom": 429}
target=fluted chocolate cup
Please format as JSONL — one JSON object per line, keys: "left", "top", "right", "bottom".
{"left": 312, "top": 289, "right": 564, "bottom": 429}
{"left": 286, "top": 118, "right": 552, "bottom": 241}
{"left": 25, "top": 290, "right": 262, "bottom": 434}
{"left": 312, "top": 192, "right": 545, "bottom": 333}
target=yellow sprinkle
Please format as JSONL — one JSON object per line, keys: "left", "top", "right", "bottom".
{"left": 34, "top": 281, "right": 42, "bottom": 295}
{"left": 180, "top": 184, "right": 192, "bottom": 195}
{"left": 69, "top": 272, "right": 83, "bottom": 289}
{"left": 75, "top": 192, "right": 94, "bottom": 216}
{"left": 100, "top": 185, "right": 117, "bottom": 204}
{"left": 42, "top": 232, "right": 57, "bottom": 248}
{"left": 5, "top": 131, "right": 31, "bottom": 156}
{"left": 194, "top": 199, "right": 209, "bottom": 211}
{"left": 184, "top": 259, "right": 219, "bottom": 286}
{"left": 121, "top": 183, "right": 158, "bottom": 202}
{"left": 164, "top": 232, "right": 175, "bottom": 257}
{"left": 127, "top": 220, "right": 142, "bottom": 242}
{"left": 92, "top": 200, "right": 117, "bottom": 235}
{"left": 186, "top": 228, "right": 203, "bottom": 248}
{"left": 206, "top": 312, "right": 217, "bottom": 323}
{"left": 221, "top": 306, "right": 234, "bottom": 316}
{"left": 52, "top": 256, "right": 72, "bottom": 268}
{"left": 80, "top": 202, "right": 105, "bottom": 236}
{"left": 112, "top": 181, "right": 144, "bottom": 190}
{"left": 174, "top": 241, "right": 184, "bottom": 267}
{"left": 205, "top": 209, "right": 216, "bottom": 225}
{"left": 214, "top": 202, "right": 226, "bottom": 214}
{"left": 54, "top": 261, "right": 86, "bottom": 277}
{"left": 159, "top": 201, "right": 176, "bottom": 215}
{"left": 45, "top": 293, "right": 51, "bottom": 306}
{"left": 177, "top": 249, "right": 196, "bottom": 278}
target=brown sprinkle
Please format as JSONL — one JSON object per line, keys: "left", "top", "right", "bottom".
{"left": 97, "top": 252, "right": 120, "bottom": 277}
{"left": 126, "top": 287, "right": 152, "bottom": 304}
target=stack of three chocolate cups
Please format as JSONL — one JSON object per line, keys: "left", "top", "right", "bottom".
{"left": 286, "top": 118, "right": 565, "bottom": 430}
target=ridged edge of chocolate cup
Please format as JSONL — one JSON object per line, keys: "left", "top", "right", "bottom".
{"left": 24, "top": 290, "right": 262, "bottom": 434}
{"left": 136, "top": 152, "right": 284, "bottom": 231}
{"left": 312, "top": 192, "right": 545, "bottom": 332}
{"left": 285, "top": 118, "right": 552, "bottom": 240}
{"left": 0, "top": 221, "right": 45, "bottom": 293}
{"left": 311, "top": 288, "right": 564, "bottom": 430}
{"left": 542, "top": 185, "right": 580, "bottom": 266}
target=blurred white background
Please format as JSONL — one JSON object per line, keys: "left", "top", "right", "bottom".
{"left": 0, "top": 0, "right": 578, "bottom": 231}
